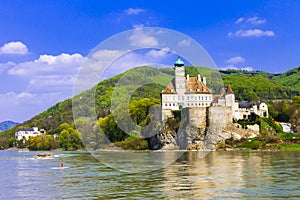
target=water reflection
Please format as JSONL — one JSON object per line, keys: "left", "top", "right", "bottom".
{"left": 161, "top": 151, "right": 300, "bottom": 199}
{"left": 1, "top": 150, "right": 300, "bottom": 199}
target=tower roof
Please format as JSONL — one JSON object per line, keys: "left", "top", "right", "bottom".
{"left": 174, "top": 57, "right": 184, "bottom": 67}
{"left": 226, "top": 84, "right": 234, "bottom": 94}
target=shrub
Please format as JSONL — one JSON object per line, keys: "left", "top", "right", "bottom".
{"left": 114, "top": 138, "right": 149, "bottom": 150}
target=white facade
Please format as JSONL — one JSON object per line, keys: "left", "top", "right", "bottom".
{"left": 161, "top": 58, "right": 269, "bottom": 121}
{"left": 15, "top": 127, "right": 42, "bottom": 141}
{"left": 233, "top": 102, "right": 269, "bottom": 121}
{"left": 161, "top": 58, "right": 213, "bottom": 120}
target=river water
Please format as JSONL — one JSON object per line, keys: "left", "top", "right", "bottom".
{"left": 0, "top": 150, "right": 299, "bottom": 199}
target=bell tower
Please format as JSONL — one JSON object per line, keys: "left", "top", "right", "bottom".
{"left": 174, "top": 57, "right": 185, "bottom": 96}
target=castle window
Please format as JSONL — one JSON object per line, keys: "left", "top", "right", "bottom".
{"left": 199, "top": 96, "right": 201, "bottom": 100}
{"left": 191, "top": 103, "right": 194, "bottom": 106}
{"left": 205, "top": 96, "right": 207, "bottom": 100}
{"left": 187, "top": 103, "right": 190, "bottom": 106}
{"left": 169, "top": 103, "right": 172, "bottom": 106}
{"left": 202, "top": 96, "right": 204, "bottom": 100}
{"left": 165, "top": 103, "right": 167, "bottom": 107}
{"left": 187, "top": 96, "right": 189, "bottom": 100}
{"left": 182, "top": 96, "right": 184, "bottom": 100}
{"left": 202, "top": 103, "right": 204, "bottom": 106}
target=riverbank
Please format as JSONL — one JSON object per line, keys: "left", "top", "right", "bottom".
{"left": 4, "top": 145, "right": 300, "bottom": 153}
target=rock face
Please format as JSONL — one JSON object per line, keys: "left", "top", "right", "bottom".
{"left": 147, "top": 107, "right": 260, "bottom": 150}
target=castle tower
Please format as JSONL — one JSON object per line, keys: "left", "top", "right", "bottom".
{"left": 225, "top": 84, "right": 237, "bottom": 120}
{"left": 174, "top": 57, "right": 185, "bottom": 96}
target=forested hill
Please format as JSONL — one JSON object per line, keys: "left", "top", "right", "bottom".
{"left": 1, "top": 66, "right": 300, "bottom": 144}
{"left": 220, "top": 66, "right": 300, "bottom": 92}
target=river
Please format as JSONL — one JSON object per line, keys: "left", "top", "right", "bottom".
{"left": 0, "top": 150, "right": 299, "bottom": 199}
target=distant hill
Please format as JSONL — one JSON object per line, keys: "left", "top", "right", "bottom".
{"left": 1, "top": 66, "right": 300, "bottom": 145}
{"left": 272, "top": 67, "right": 300, "bottom": 91}
{"left": 0, "top": 121, "right": 19, "bottom": 133}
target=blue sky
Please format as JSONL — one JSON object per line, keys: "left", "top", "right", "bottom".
{"left": 0, "top": 0, "right": 299, "bottom": 122}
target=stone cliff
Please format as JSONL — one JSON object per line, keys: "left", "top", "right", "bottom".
{"left": 146, "top": 107, "right": 259, "bottom": 150}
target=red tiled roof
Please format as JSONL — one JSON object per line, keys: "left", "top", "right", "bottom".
{"left": 226, "top": 84, "right": 234, "bottom": 94}
{"left": 185, "top": 77, "right": 211, "bottom": 94}
{"left": 161, "top": 77, "right": 211, "bottom": 94}
{"left": 161, "top": 78, "right": 176, "bottom": 94}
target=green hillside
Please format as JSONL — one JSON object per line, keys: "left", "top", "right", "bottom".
{"left": 272, "top": 67, "right": 300, "bottom": 90}
{"left": 1, "top": 66, "right": 300, "bottom": 149}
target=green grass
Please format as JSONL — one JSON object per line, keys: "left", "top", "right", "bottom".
{"left": 279, "top": 133, "right": 300, "bottom": 140}
{"left": 236, "top": 138, "right": 261, "bottom": 150}
{"left": 279, "top": 144, "right": 300, "bottom": 151}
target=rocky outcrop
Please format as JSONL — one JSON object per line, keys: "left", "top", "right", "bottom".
{"left": 147, "top": 107, "right": 260, "bottom": 150}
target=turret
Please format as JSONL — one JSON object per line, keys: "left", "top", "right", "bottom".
{"left": 174, "top": 57, "right": 185, "bottom": 95}
{"left": 226, "top": 84, "right": 234, "bottom": 94}
{"left": 174, "top": 57, "right": 184, "bottom": 67}
{"left": 203, "top": 76, "right": 207, "bottom": 85}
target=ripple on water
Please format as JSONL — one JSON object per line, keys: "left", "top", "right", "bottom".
{"left": 1, "top": 150, "right": 300, "bottom": 199}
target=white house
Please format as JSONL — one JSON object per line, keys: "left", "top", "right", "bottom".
{"left": 161, "top": 58, "right": 213, "bottom": 120}
{"left": 15, "top": 127, "right": 44, "bottom": 141}
{"left": 213, "top": 85, "right": 269, "bottom": 121}
{"left": 234, "top": 101, "right": 269, "bottom": 120}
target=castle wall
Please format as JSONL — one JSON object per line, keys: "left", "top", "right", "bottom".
{"left": 182, "top": 107, "right": 207, "bottom": 129}
{"left": 182, "top": 106, "right": 232, "bottom": 129}
{"left": 208, "top": 106, "right": 232, "bottom": 128}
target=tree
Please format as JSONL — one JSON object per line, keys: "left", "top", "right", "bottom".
{"left": 58, "top": 123, "right": 83, "bottom": 150}
{"left": 292, "top": 96, "right": 300, "bottom": 106}
{"left": 28, "top": 135, "right": 58, "bottom": 151}
{"left": 8, "top": 137, "right": 15, "bottom": 148}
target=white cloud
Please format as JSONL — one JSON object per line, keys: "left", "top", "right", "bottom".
{"left": 8, "top": 53, "right": 84, "bottom": 76}
{"left": 231, "top": 29, "right": 275, "bottom": 37}
{"left": 0, "top": 41, "right": 28, "bottom": 55}
{"left": 235, "top": 17, "right": 244, "bottom": 24}
{"left": 0, "top": 61, "right": 15, "bottom": 74}
{"left": 0, "top": 91, "right": 69, "bottom": 122}
{"left": 124, "top": 8, "right": 144, "bottom": 15}
{"left": 16, "top": 92, "right": 34, "bottom": 99}
{"left": 235, "top": 17, "right": 266, "bottom": 25}
{"left": 90, "top": 49, "right": 125, "bottom": 61}
{"left": 146, "top": 48, "right": 170, "bottom": 58}
{"left": 177, "top": 39, "right": 191, "bottom": 47}
{"left": 35, "top": 53, "right": 83, "bottom": 65}
{"left": 28, "top": 75, "right": 76, "bottom": 92}
{"left": 226, "top": 56, "right": 245, "bottom": 64}
{"left": 129, "top": 27, "right": 159, "bottom": 47}
{"left": 247, "top": 17, "right": 266, "bottom": 25}
{"left": 220, "top": 65, "right": 254, "bottom": 71}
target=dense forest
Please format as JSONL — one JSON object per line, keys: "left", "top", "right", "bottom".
{"left": 1, "top": 66, "right": 300, "bottom": 150}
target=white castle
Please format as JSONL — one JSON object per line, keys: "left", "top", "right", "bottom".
{"left": 161, "top": 58, "right": 269, "bottom": 121}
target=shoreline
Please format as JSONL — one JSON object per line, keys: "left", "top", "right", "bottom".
{"left": 2, "top": 146, "right": 296, "bottom": 152}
